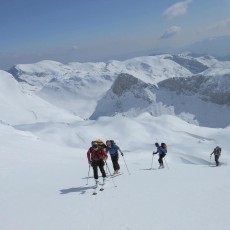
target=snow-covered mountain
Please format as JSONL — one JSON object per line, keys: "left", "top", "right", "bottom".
{"left": 7, "top": 53, "right": 230, "bottom": 128}
{"left": 156, "top": 60, "right": 230, "bottom": 127}
{"left": 91, "top": 69, "right": 230, "bottom": 127}
{"left": 8, "top": 55, "right": 192, "bottom": 118}
{"left": 90, "top": 73, "right": 163, "bottom": 119}
{"left": 164, "top": 54, "right": 209, "bottom": 74}
{"left": 159, "top": 69, "right": 230, "bottom": 106}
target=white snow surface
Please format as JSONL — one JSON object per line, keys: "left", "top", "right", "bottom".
{"left": 0, "top": 70, "right": 81, "bottom": 125}
{"left": 1, "top": 55, "right": 230, "bottom": 230}
{"left": 1, "top": 112, "right": 230, "bottom": 230}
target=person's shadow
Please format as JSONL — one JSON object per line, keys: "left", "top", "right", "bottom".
{"left": 60, "top": 176, "right": 98, "bottom": 195}
{"left": 60, "top": 185, "right": 95, "bottom": 195}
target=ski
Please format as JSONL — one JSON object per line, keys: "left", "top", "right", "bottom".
{"left": 111, "top": 172, "right": 123, "bottom": 178}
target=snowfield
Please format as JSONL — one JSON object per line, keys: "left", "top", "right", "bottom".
{"left": 1, "top": 54, "right": 230, "bottom": 230}
{"left": 1, "top": 114, "right": 230, "bottom": 230}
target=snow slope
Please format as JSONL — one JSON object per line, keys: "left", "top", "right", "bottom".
{"left": 0, "top": 70, "right": 80, "bottom": 125}
{"left": 1, "top": 114, "right": 230, "bottom": 230}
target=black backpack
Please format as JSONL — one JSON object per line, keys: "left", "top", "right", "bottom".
{"left": 106, "top": 140, "right": 116, "bottom": 147}
{"left": 161, "top": 143, "right": 167, "bottom": 154}
{"left": 214, "top": 146, "right": 221, "bottom": 155}
{"left": 110, "top": 140, "right": 115, "bottom": 146}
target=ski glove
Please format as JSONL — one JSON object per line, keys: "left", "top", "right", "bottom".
{"left": 121, "top": 152, "right": 124, "bottom": 156}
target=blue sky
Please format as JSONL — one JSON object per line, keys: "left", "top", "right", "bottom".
{"left": 0, "top": 0, "right": 230, "bottom": 69}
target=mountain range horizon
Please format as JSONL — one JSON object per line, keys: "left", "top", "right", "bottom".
{"left": 1, "top": 35, "right": 230, "bottom": 71}
{"left": 1, "top": 52, "right": 229, "bottom": 128}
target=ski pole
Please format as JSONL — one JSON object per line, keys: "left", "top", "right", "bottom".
{"left": 164, "top": 158, "right": 169, "bottom": 169}
{"left": 104, "top": 160, "right": 117, "bottom": 187}
{"left": 151, "top": 154, "right": 154, "bottom": 169}
{"left": 209, "top": 154, "right": 212, "bottom": 166}
{"left": 105, "top": 164, "right": 108, "bottom": 176}
{"left": 120, "top": 151, "right": 130, "bottom": 175}
{"left": 86, "top": 164, "right": 91, "bottom": 185}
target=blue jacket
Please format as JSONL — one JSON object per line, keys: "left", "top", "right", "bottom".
{"left": 106, "top": 144, "right": 120, "bottom": 157}
{"left": 155, "top": 146, "right": 166, "bottom": 155}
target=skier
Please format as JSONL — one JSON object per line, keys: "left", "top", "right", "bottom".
{"left": 210, "top": 146, "right": 221, "bottom": 166}
{"left": 106, "top": 140, "right": 123, "bottom": 175}
{"left": 87, "top": 141, "right": 108, "bottom": 186}
{"left": 153, "top": 142, "right": 167, "bottom": 169}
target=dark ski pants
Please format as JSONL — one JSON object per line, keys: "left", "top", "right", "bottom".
{"left": 91, "top": 159, "right": 106, "bottom": 179}
{"left": 158, "top": 154, "right": 166, "bottom": 166}
{"left": 215, "top": 155, "right": 220, "bottom": 166}
{"left": 111, "top": 154, "right": 120, "bottom": 171}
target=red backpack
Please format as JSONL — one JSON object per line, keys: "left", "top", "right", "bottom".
{"left": 90, "top": 148, "right": 104, "bottom": 161}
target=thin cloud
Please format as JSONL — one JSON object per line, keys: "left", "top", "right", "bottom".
{"left": 72, "top": 45, "right": 79, "bottom": 51}
{"left": 160, "top": 26, "right": 181, "bottom": 39}
{"left": 208, "top": 18, "right": 230, "bottom": 30}
{"left": 163, "top": 0, "right": 192, "bottom": 19}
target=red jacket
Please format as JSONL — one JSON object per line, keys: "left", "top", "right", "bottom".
{"left": 87, "top": 147, "right": 108, "bottom": 162}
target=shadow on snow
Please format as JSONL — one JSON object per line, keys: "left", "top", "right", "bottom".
{"left": 60, "top": 185, "right": 95, "bottom": 195}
